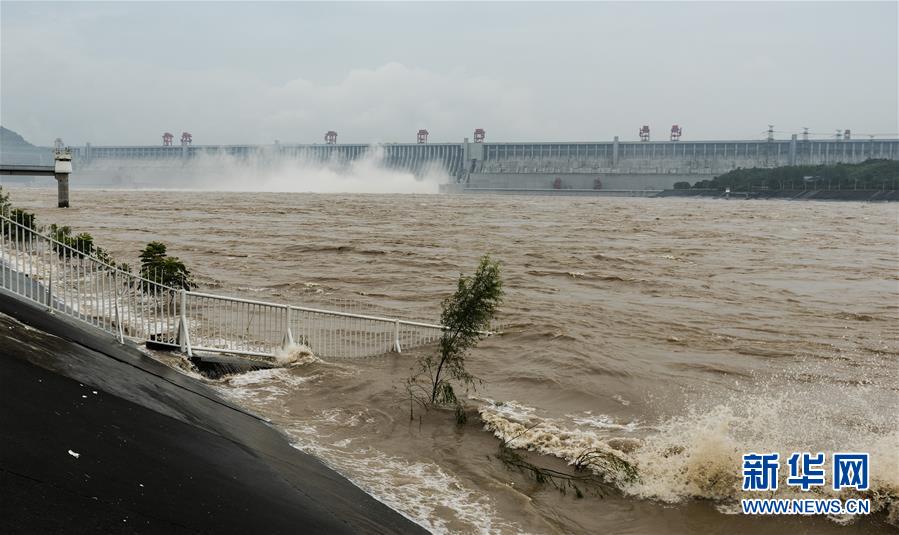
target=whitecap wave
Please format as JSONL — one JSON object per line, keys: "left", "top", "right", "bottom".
{"left": 477, "top": 393, "right": 899, "bottom": 526}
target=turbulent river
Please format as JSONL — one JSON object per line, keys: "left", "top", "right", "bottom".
{"left": 8, "top": 187, "right": 899, "bottom": 534}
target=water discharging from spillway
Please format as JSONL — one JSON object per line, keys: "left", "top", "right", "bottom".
{"left": 71, "top": 146, "right": 451, "bottom": 193}
{"left": 9, "top": 188, "right": 898, "bottom": 534}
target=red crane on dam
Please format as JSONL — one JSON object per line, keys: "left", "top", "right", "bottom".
{"left": 474, "top": 128, "right": 486, "bottom": 143}
{"left": 670, "top": 125, "right": 683, "bottom": 141}
{"left": 180, "top": 132, "right": 192, "bottom": 145}
{"left": 162, "top": 132, "right": 174, "bottom": 146}
{"left": 325, "top": 131, "right": 338, "bottom": 144}
{"left": 639, "top": 125, "right": 650, "bottom": 142}
{"left": 417, "top": 129, "right": 429, "bottom": 144}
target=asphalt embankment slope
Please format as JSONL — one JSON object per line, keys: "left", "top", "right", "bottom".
{"left": 0, "top": 290, "right": 428, "bottom": 534}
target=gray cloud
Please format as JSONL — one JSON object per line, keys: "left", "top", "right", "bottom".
{"left": 2, "top": 1, "right": 896, "bottom": 147}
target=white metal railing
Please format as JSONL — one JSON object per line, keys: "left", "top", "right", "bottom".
{"left": 0, "top": 212, "right": 450, "bottom": 360}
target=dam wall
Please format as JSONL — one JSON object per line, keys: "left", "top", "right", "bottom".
{"left": 68, "top": 137, "right": 899, "bottom": 189}
{"left": 475, "top": 139, "right": 899, "bottom": 174}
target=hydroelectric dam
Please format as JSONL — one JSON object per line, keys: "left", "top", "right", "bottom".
{"left": 50, "top": 131, "right": 899, "bottom": 192}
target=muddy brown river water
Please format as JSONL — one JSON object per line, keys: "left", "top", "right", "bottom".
{"left": 7, "top": 186, "right": 898, "bottom": 533}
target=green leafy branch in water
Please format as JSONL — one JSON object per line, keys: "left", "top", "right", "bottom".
{"left": 494, "top": 424, "right": 617, "bottom": 499}
{"left": 572, "top": 448, "right": 640, "bottom": 485}
{"left": 406, "top": 254, "right": 503, "bottom": 424}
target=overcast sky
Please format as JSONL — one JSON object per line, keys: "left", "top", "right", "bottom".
{"left": 2, "top": 1, "right": 897, "bottom": 146}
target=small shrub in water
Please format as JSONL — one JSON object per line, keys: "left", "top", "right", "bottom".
{"left": 406, "top": 254, "right": 503, "bottom": 423}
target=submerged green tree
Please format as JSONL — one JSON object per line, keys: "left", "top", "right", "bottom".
{"left": 3, "top": 208, "right": 37, "bottom": 241}
{"left": 0, "top": 189, "right": 131, "bottom": 272}
{"left": 47, "top": 224, "right": 130, "bottom": 274}
{"left": 139, "top": 241, "right": 167, "bottom": 267}
{"left": 48, "top": 224, "right": 95, "bottom": 258}
{"left": 0, "top": 186, "right": 10, "bottom": 215}
{"left": 407, "top": 254, "right": 503, "bottom": 424}
{"left": 0, "top": 187, "right": 33, "bottom": 233}
{"left": 95, "top": 247, "right": 131, "bottom": 273}
{"left": 139, "top": 241, "right": 193, "bottom": 291}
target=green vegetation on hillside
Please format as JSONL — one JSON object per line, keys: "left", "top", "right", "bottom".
{"left": 691, "top": 159, "right": 899, "bottom": 191}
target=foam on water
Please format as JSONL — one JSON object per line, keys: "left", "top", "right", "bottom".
{"left": 478, "top": 386, "right": 899, "bottom": 526}
{"left": 287, "top": 431, "right": 520, "bottom": 535}
{"left": 214, "top": 369, "right": 523, "bottom": 534}
{"left": 568, "top": 411, "right": 642, "bottom": 432}
{"left": 219, "top": 367, "right": 321, "bottom": 405}
{"left": 272, "top": 342, "right": 320, "bottom": 366}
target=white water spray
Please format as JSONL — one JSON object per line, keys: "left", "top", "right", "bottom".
{"left": 74, "top": 146, "right": 447, "bottom": 193}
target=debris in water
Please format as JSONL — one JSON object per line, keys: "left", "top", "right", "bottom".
{"left": 68, "top": 450, "right": 80, "bottom": 459}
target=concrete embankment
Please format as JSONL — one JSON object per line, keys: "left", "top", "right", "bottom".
{"left": 0, "top": 291, "right": 427, "bottom": 534}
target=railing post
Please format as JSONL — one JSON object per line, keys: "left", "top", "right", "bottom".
{"left": 114, "top": 271, "right": 124, "bottom": 344}
{"left": 46, "top": 254, "right": 53, "bottom": 309}
{"left": 282, "top": 304, "right": 294, "bottom": 349}
{"left": 178, "top": 289, "right": 193, "bottom": 357}
{"left": 393, "top": 319, "right": 401, "bottom": 353}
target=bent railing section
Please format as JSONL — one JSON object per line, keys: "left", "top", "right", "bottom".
{"left": 179, "top": 292, "right": 444, "bottom": 359}
{"left": 0, "top": 213, "right": 447, "bottom": 359}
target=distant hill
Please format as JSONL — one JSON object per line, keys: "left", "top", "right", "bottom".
{"left": 0, "top": 126, "right": 54, "bottom": 165}
{"left": 0, "top": 126, "right": 46, "bottom": 149}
